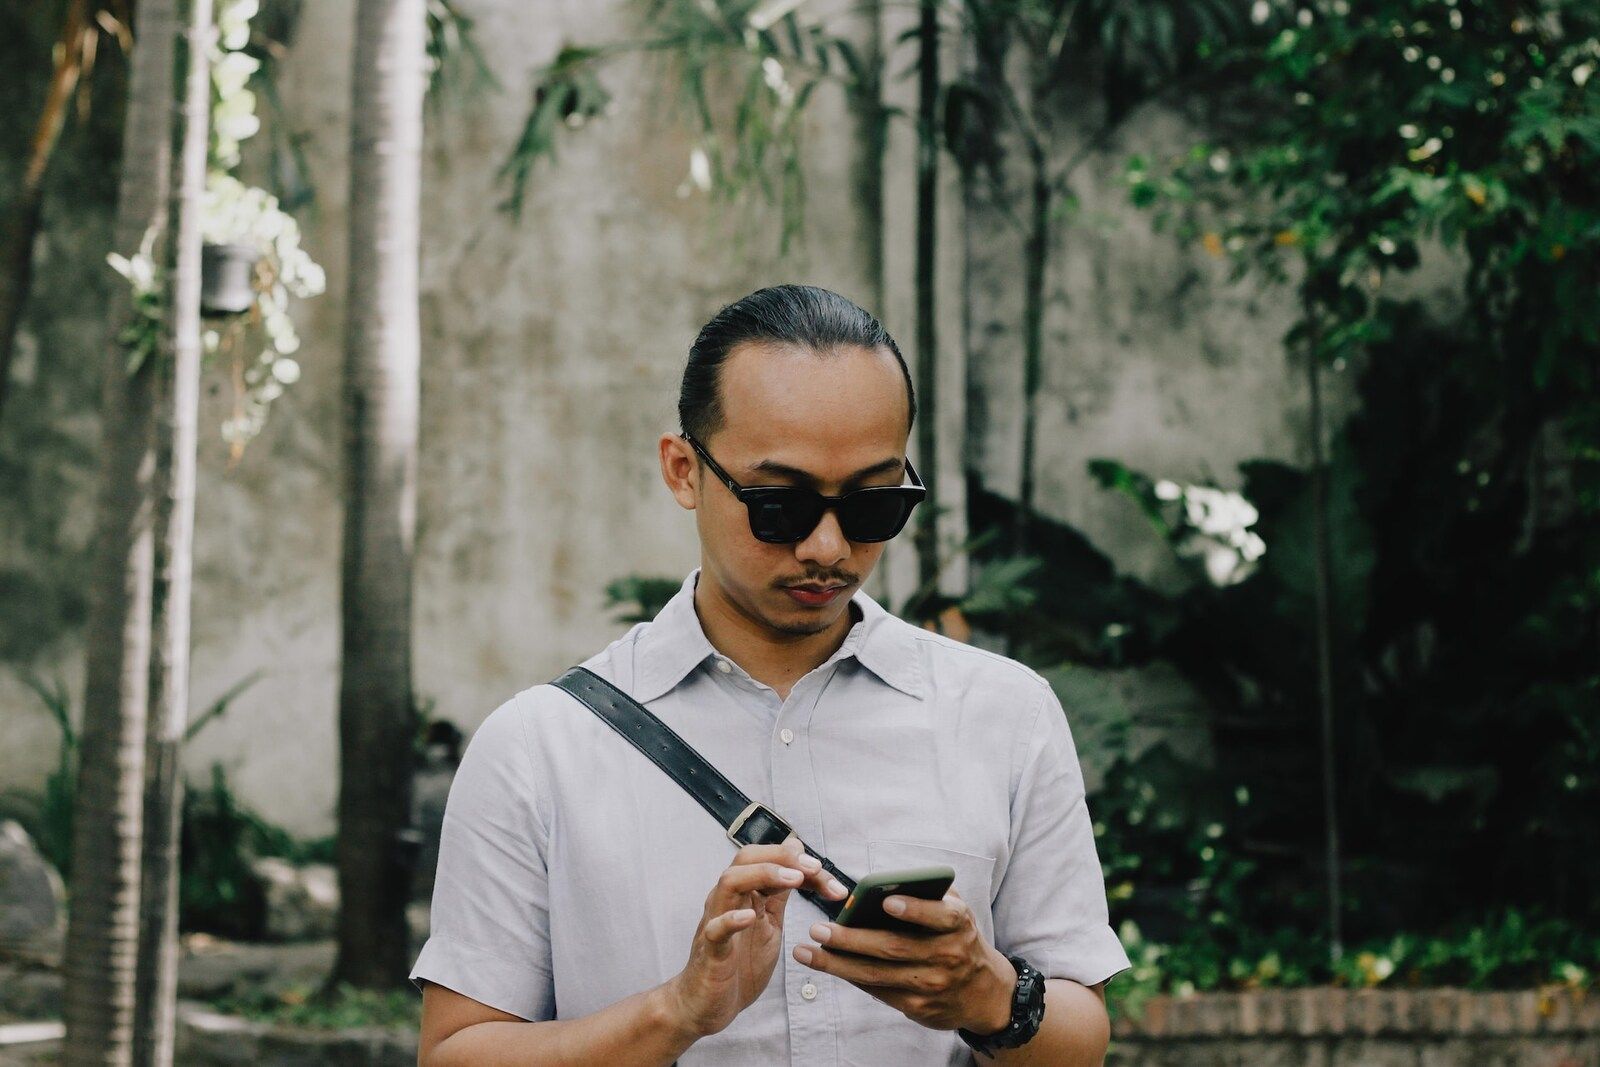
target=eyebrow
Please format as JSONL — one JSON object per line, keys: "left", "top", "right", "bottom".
{"left": 746, "top": 456, "right": 906, "bottom": 489}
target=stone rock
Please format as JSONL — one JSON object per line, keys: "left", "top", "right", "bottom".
{"left": 250, "top": 857, "right": 338, "bottom": 942}
{"left": 0, "top": 960, "right": 63, "bottom": 1019}
{"left": 177, "top": 1001, "right": 418, "bottom": 1067}
{"left": 410, "top": 766, "right": 454, "bottom": 904}
{"left": 0, "top": 820, "right": 65, "bottom": 965}
{"left": 411, "top": 721, "right": 461, "bottom": 904}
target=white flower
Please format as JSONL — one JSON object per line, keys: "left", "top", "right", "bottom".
{"left": 271, "top": 327, "right": 301, "bottom": 355}
{"left": 688, "top": 146, "right": 712, "bottom": 192}
{"left": 216, "top": 111, "right": 260, "bottom": 144}
{"left": 1251, "top": 0, "right": 1270, "bottom": 25}
{"left": 747, "top": 0, "right": 808, "bottom": 32}
{"left": 106, "top": 249, "right": 157, "bottom": 295}
{"left": 212, "top": 51, "right": 260, "bottom": 96}
{"left": 1408, "top": 137, "right": 1442, "bottom": 162}
{"left": 762, "top": 57, "right": 785, "bottom": 91}
{"left": 271, "top": 358, "right": 301, "bottom": 384}
{"left": 761, "top": 56, "right": 794, "bottom": 106}
{"left": 1165, "top": 481, "right": 1267, "bottom": 585}
{"left": 298, "top": 262, "right": 327, "bottom": 297}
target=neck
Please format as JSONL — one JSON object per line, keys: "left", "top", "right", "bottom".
{"left": 692, "top": 572, "right": 858, "bottom": 700}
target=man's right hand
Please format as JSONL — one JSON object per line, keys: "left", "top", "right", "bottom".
{"left": 663, "top": 833, "right": 849, "bottom": 1040}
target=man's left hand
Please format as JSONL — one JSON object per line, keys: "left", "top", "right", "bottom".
{"left": 791, "top": 889, "right": 1015, "bottom": 1034}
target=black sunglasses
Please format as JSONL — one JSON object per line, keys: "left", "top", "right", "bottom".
{"left": 683, "top": 434, "right": 926, "bottom": 544}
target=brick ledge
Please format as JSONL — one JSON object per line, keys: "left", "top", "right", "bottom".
{"left": 1112, "top": 987, "right": 1599, "bottom": 1039}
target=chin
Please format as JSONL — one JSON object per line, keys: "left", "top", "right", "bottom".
{"left": 764, "top": 598, "right": 847, "bottom": 636}
{"left": 770, "top": 615, "right": 836, "bottom": 637}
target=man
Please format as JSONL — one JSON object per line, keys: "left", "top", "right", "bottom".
{"left": 410, "top": 285, "right": 1131, "bottom": 1065}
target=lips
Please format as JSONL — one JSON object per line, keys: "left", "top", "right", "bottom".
{"left": 783, "top": 583, "right": 848, "bottom": 607}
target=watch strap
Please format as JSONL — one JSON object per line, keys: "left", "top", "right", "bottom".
{"left": 957, "top": 953, "right": 1047, "bottom": 1058}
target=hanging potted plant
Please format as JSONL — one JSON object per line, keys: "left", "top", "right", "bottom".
{"left": 200, "top": 240, "right": 259, "bottom": 316}
{"left": 199, "top": 173, "right": 325, "bottom": 460}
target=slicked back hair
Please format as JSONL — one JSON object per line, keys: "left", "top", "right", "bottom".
{"left": 678, "top": 284, "right": 916, "bottom": 442}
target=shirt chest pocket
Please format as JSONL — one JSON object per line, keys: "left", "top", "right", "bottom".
{"left": 866, "top": 838, "right": 997, "bottom": 948}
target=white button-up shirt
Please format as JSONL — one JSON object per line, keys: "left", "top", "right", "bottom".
{"left": 410, "top": 569, "right": 1131, "bottom": 1064}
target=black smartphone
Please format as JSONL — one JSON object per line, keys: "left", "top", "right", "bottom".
{"left": 833, "top": 865, "right": 955, "bottom": 934}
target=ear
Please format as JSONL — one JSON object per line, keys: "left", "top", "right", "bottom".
{"left": 659, "top": 433, "right": 698, "bottom": 511}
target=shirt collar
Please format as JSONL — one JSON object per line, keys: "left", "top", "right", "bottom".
{"left": 631, "top": 568, "right": 926, "bottom": 704}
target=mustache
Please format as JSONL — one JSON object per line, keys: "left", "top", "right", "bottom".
{"left": 775, "top": 572, "right": 859, "bottom": 588}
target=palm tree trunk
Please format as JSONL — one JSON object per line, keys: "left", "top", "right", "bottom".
{"left": 0, "top": 0, "right": 91, "bottom": 426}
{"left": 133, "top": 0, "right": 212, "bottom": 1061}
{"left": 912, "top": 0, "right": 941, "bottom": 597}
{"left": 1306, "top": 323, "right": 1344, "bottom": 963}
{"left": 328, "top": 0, "right": 425, "bottom": 992}
{"left": 63, "top": 0, "right": 177, "bottom": 1060}
{"left": 1013, "top": 149, "right": 1048, "bottom": 556}
{"left": 849, "top": 0, "right": 887, "bottom": 319}
{"left": 851, "top": 0, "right": 896, "bottom": 607}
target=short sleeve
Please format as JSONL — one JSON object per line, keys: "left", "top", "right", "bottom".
{"left": 409, "top": 691, "right": 556, "bottom": 1021}
{"left": 991, "top": 684, "right": 1132, "bottom": 988}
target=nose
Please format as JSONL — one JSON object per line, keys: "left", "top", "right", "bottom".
{"left": 794, "top": 507, "right": 849, "bottom": 568}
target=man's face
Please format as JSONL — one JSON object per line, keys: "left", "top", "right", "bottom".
{"left": 660, "top": 340, "right": 913, "bottom": 638}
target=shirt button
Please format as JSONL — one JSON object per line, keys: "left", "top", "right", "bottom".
{"left": 800, "top": 980, "right": 818, "bottom": 1001}
{"left": 716, "top": 659, "right": 732, "bottom": 673}
{"left": 779, "top": 728, "right": 794, "bottom": 744}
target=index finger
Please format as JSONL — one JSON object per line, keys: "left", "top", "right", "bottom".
{"left": 730, "top": 837, "right": 848, "bottom": 901}
{"left": 881, "top": 888, "right": 968, "bottom": 933}
{"left": 732, "top": 835, "right": 821, "bottom": 872}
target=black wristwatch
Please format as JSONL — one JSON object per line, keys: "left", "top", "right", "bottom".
{"left": 957, "top": 953, "right": 1046, "bottom": 1059}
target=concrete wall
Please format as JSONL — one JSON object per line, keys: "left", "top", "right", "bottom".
{"left": 0, "top": 0, "right": 1377, "bottom": 837}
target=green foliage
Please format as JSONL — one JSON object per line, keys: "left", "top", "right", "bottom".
{"left": 499, "top": 45, "right": 614, "bottom": 218}
{"left": 208, "top": 979, "right": 421, "bottom": 1030}
{"left": 604, "top": 574, "right": 689, "bottom": 623}
{"left": 1110, "top": 0, "right": 1600, "bottom": 941}
{"left": 1124, "top": 0, "right": 1600, "bottom": 437}
{"left": 501, "top": 0, "right": 859, "bottom": 254}
{"left": 1106, "top": 905, "right": 1599, "bottom": 1020}
{"left": 0, "top": 674, "right": 80, "bottom": 880}
{"left": 1065, "top": 395, "right": 1594, "bottom": 932}
{"left": 180, "top": 760, "right": 334, "bottom": 938}
{"left": 426, "top": 0, "right": 497, "bottom": 100}
{"left": 105, "top": 227, "right": 166, "bottom": 377}
{"left": 0, "top": 667, "right": 347, "bottom": 937}
{"left": 1095, "top": 712, "right": 1598, "bottom": 1018}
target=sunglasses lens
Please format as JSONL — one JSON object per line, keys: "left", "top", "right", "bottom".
{"left": 745, "top": 490, "right": 824, "bottom": 543}
{"left": 839, "top": 490, "right": 920, "bottom": 542}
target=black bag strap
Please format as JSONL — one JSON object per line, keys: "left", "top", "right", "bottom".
{"left": 550, "top": 666, "right": 857, "bottom": 920}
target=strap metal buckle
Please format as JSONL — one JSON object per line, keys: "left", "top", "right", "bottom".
{"left": 725, "top": 801, "right": 792, "bottom": 846}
